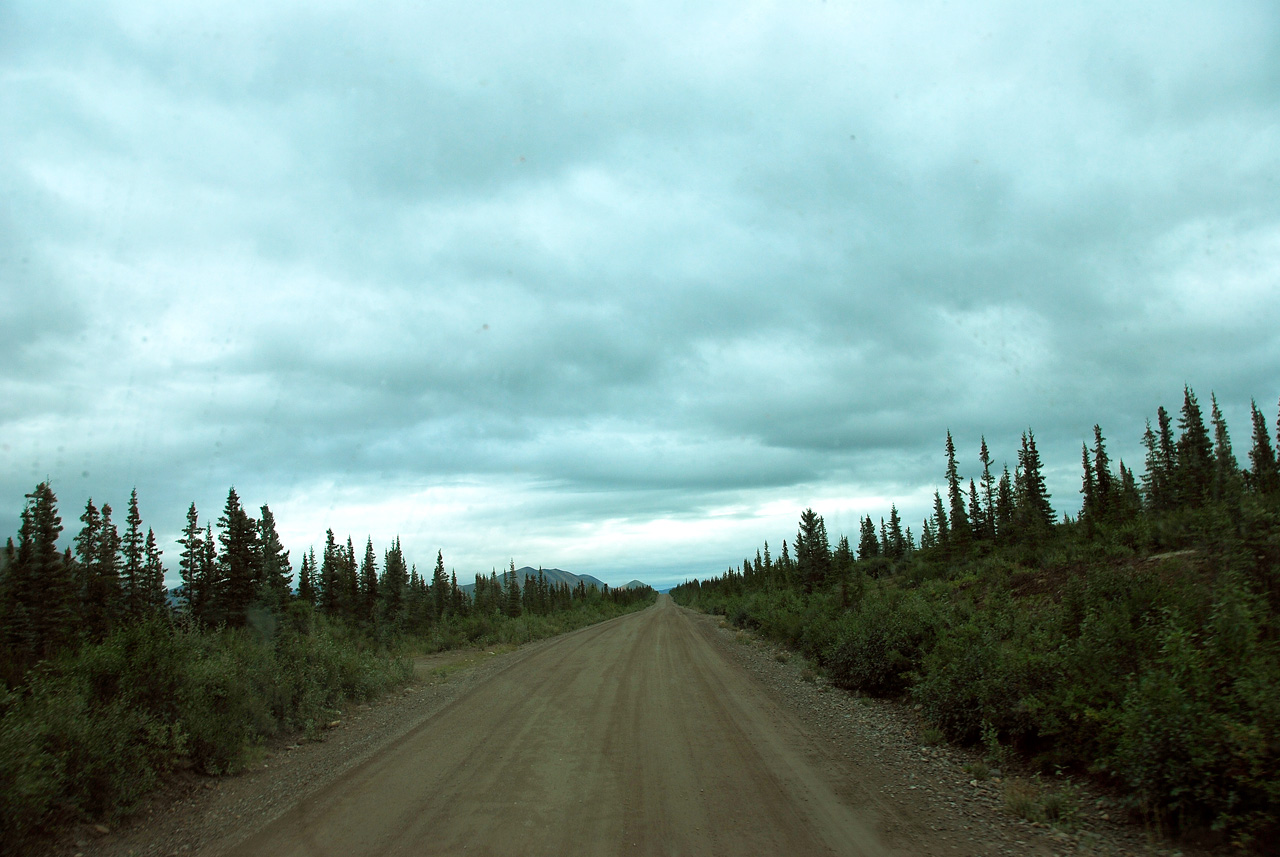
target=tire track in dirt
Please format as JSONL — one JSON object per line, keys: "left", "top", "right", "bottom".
{"left": 217, "top": 595, "right": 894, "bottom": 856}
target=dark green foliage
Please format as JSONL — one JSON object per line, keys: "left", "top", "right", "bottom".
{"left": 214, "top": 488, "right": 261, "bottom": 627}
{"left": 795, "top": 508, "right": 831, "bottom": 593}
{"left": 825, "top": 588, "right": 945, "bottom": 696}
{"left": 1247, "top": 400, "right": 1279, "bottom": 495}
{"left": 0, "top": 615, "right": 410, "bottom": 850}
{"left": 672, "top": 392, "right": 1280, "bottom": 845}
{"left": 857, "top": 516, "right": 879, "bottom": 560}
{"left": 258, "top": 505, "right": 292, "bottom": 610}
{"left": 946, "top": 430, "right": 971, "bottom": 546}
{"left": 4, "top": 483, "right": 74, "bottom": 675}
{"left": 1014, "top": 430, "right": 1054, "bottom": 537}
{"left": 120, "top": 490, "right": 145, "bottom": 623}
{"left": 1175, "top": 386, "right": 1214, "bottom": 508}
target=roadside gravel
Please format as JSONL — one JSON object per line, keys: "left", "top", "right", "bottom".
{"left": 39, "top": 612, "right": 1227, "bottom": 857}
{"left": 35, "top": 647, "right": 521, "bottom": 857}
{"left": 697, "top": 611, "right": 1224, "bottom": 857}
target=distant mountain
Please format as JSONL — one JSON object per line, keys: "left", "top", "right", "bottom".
{"left": 618, "top": 580, "right": 651, "bottom": 590}
{"left": 460, "top": 567, "right": 611, "bottom": 594}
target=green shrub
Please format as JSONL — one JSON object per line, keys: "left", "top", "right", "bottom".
{"left": 1114, "top": 579, "right": 1280, "bottom": 846}
{"left": 824, "top": 589, "right": 948, "bottom": 697}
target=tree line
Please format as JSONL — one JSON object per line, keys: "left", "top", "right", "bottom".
{"left": 1, "top": 483, "right": 648, "bottom": 686}
{"left": 673, "top": 386, "right": 1280, "bottom": 846}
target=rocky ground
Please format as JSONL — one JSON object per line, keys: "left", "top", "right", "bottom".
{"left": 707, "top": 616, "right": 1226, "bottom": 857}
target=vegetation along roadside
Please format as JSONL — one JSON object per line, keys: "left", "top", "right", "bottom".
{"left": 0, "top": 481, "right": 654, "bottom": 852}
{"left": 673, "top": 386, "right": 1280, "bottom": 852}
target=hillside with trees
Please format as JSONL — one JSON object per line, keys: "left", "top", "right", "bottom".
{"left": 0, "top": 485, "right": 653, "bottom": 849}
{"left": 672, "top": 387, "right": 1280, "bottom": 849}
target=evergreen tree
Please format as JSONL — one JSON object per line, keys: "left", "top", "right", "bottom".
{"left": 1246, "top": 399, "right": 1279, "bottom": 494}
{"left": 319, "top": 530, "right": 341, "bottom": 617}
{"left": 978, "top": 436, "right": 996, "bottom": 539}
{"left": 795, "top": 508, "right": 831, "bottom": 593}
{"left": 932, "top": 490, "right": 949, "bottom": 547}
{"left": 1013, "top": 430, "right": 1054, "bottom": 535}
{"left": 967, "top": 480, "right": 981, "bottom": 541}
{"left": 503, "top": 559, "right": 522, "bottom": 618}
{"left": 343, "top": 537, "right": 359, "bottom": 620}
{"left": 833, "top": 535, "right": 854, "bottom": 577}
{"left": 297, "top": 548, "right": 315, "bottom": 607}
{"left": 380, "top": 538, "right": 408, "bottom": 623}
{"left": 7, "top": 483, "right": 73, "bottom": 666}
{"left": 920, "top": 517, "right": 935, "bottom": 550}
{"left": 1080, "top": 443, "right": 1097, "bottom": 524}
{"left": 1142, "top": 407, "right": 1178, "bottom": 511}
{"left": 1209, "top": 393, "right": 1240, "bottom": 502}
{"left": 121, "top": 488, "right": 145, "bottom": 623}
{"left": 1092, "top": 425, "right": 1114, "bottom": 521}
{"left": 1174, "top": 386, "right": 1214, "bottom": 507}
{"left": 886, "top": 505, "right": 905, "bottom": 559}
{"left": 945, "top": 431, "right": 970, "bottom": 545}
{"left": 215, "top": 487, "right": 261, "bottom": 626}
{"left": 77, "top": 498, "right": 121, "bottom": 639}
{"left": 200, "top": 523, "right": 217, "bottom": 614}
{"left": 177, "top": 503, "right": 206, "bottom": 621}
{"left": 359, "top": 537, "right": 379, "bottom": 623}
{"left": 141, "top": 528, "right": 166, "bottom": 614}
{"left": 995, "top": 465, "right": 1015, "bottom": 540}
{"left": 258, "top": 505, "right": 292, "bottom": 609}
{"left": 857, "top": 516, "right": 880, "bottom": 560}
{"left": 432, "top": 550, "right": 449, "bottom": 620}
{"left": 1116, "top": 461, "right": 1142, "bottom": 522}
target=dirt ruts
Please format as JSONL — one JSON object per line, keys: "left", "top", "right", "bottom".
{"left": 50, "top": 595, "right": 1216, "bottom": 857}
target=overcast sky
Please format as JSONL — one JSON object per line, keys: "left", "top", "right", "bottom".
{"left": 3, "top": 0, "right": 1278, "bottom": 589}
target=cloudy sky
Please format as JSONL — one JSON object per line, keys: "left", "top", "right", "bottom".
{"left": 3, "top": 1, "right": 1278, "bottom": 589}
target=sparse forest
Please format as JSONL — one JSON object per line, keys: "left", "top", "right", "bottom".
{"left": 0, "top": 485, "right": 653, "bottom": 848}
{"left": 673, "top": 386, "right": 1280, "bottom": 849}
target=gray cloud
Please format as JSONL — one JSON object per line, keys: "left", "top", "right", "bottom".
{"left": 3, "top": 0, "right": 1278, "bottom": 587}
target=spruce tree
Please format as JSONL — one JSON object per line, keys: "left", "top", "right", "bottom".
{"left": 215, "top": 487, "right": 261, "bottom": 626}
{"left": 886, "top": 505, "right": 905, "bottom": 559}
{"left": 258, "top": 505, "right": 292, "bottom": 609}
{"left": 1209, "top": 393, "right": 1239, "bottom": 502}
{"left": 504, "top": 559, "right": 522, "bottom": 618}
{"left": 1247, "top": 399, "right": 1280, "bottom": 494}
{"left": 967, "top": 480, "right": 981, "bottom": 540}
{"left": 1080, "top": 443, "right": 1097, "bottom": 524}
{"left": 1014, "top": 430, "right": 1054, "bottom": 535}
{"left": 944, "top": 431, "right": 970, "bottom": 545}
{"left": 932, "top": 490, "right": 949, "bottom": 547}
{"left": 77, "top": 499, "right": 122, "bottom": 639}
{"left": 857, "top": 516, "right": 879, "bottom": 560}
{"left": 432, "top": 550, "right": 449, "bottom": 620}
{"left": 1174, "top": 386, "right": 1214, "bottom": 507}
{"left": 9, "top": 483, "right": 73, "bottom": 666}
{"left": 795, "top": 508, "right": 831, "bottom": 592}
{"left": 1092, "top": 425, "right": 1114, "bottom": 521}
{"left": 360, "top": 537, "right": 378, "bottom": 623}
{"left": 343, "top": 537, "right": 359, "bottom": 619}
{"left": 978, "top": 436, "right": 996, "bottom": 539}
{"left": 380, "top": 538, "right": 407, "bottom": 623}
{"left": 121, "top": 488, "right": 145, "bottom": 623}
{"left": 319, "top": 529, "right": 341, "bottom": 616}
{"left": 142, "top": 529, "right": 167, "bottom": 614}
{"left": 1142, "top": 406, "right": 1178, "bottom": 511}
{"left": 995, "top": 465, "right": 1014, "bottom": 540}
{"left": 200, "top": 523, "right": 217, "bottom": 615}
{"left": 298, "top": 548, "right": 315, "bottom": 607}
{"left": 177, "top": 503, "right": 205, "bottom": 621}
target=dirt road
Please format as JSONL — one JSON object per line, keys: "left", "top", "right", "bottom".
{"left": 222, "top": 594, "right": 891, "bottom": 856}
